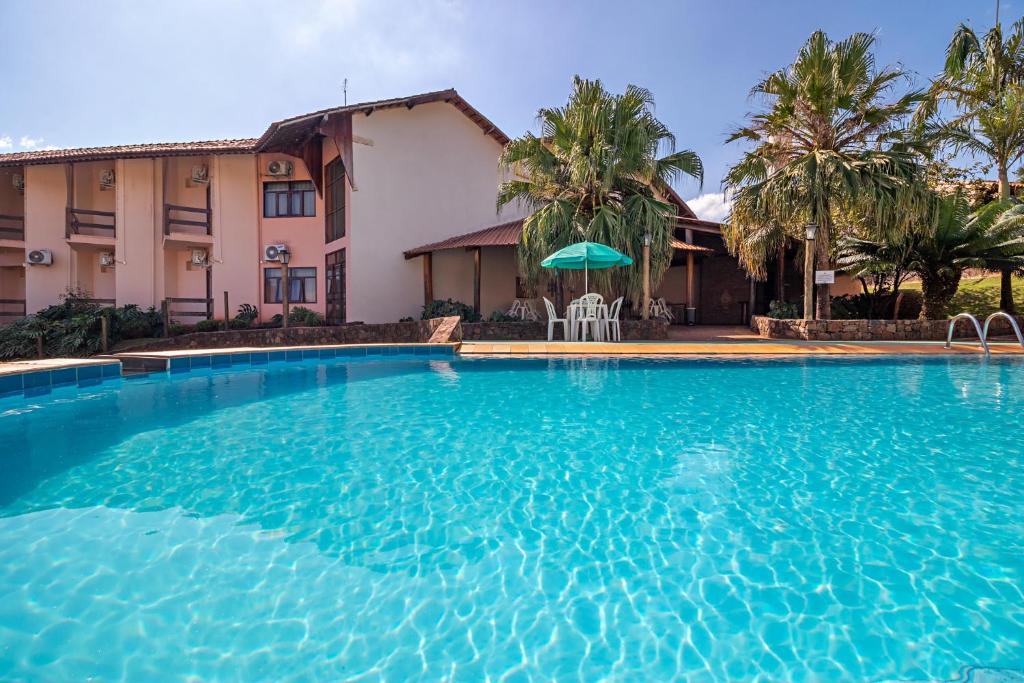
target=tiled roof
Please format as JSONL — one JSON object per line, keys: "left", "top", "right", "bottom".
{"left": 404, "top": 218, "right": 716, "bottom": 258}
{"left": 404, "top": 219, "right": 524, "bottom": 258}
{"left": 670, "top": 237, "right": 713, "bottom": 252}
{"left": 0, "top": 139, "right": 257, "bottom": 167}
{"left": 677, "top": 216, "right": 724, "bottom": 234}
{"left": 0, "top": 87, "right": 510, "bottom": 168}
{"left": 256, "top": 88, "right": 509, "bottom": 152}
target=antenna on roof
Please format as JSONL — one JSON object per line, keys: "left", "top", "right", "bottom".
{"left": 343, "top": 78, "right": 348, "bottom": 106}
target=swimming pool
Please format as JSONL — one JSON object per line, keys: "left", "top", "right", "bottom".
{"left": 0, "top": 354, "right": 1022, "bottom": 681}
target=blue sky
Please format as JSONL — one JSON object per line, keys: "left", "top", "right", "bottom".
{"left": 0, "top": 0, "right": 1010, "bottom": 220}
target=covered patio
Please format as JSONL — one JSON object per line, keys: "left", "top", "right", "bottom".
{"left": 403, "top": 213, "right": 754, "bottom": 325}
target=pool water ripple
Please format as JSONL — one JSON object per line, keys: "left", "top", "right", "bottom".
{"left": 0, "top": 356, "right": 1022, "bottom": 681}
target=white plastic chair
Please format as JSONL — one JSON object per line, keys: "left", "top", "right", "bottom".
{"left": 605, "top": 296, "right": 624, "bottom": 342}
{"left": 521, "top": 299, "right": 539, "bottom": 321}
{"left": 543, "top": 297, "right": 568, "bottom": 341}
{"left": 649, "top": 297, "right": 673, "bottom": 322}
{"left": 575, "top": 293, "right": 604, "bottom": 342}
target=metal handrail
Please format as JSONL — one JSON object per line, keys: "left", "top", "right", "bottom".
{"left": 982, "top": 311, "right": 1024, "bottom": 348}
{"left": 945, "top": 312, "right": 989, "bottom": 355}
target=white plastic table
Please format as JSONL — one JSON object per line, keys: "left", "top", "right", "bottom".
{"left": 567, "top": 302, "right": 608, "bottom": 341}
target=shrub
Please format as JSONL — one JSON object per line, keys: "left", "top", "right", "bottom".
{"left": 167, "top": 323, "right": 194, "bottom": 336}
{"left": 228, "top": 318, "right": 250, "bottom": 330}
{"left": 487, "top": 310, "right": 519, "bottom": 322}
{"left": 421, "top": 298, "right": 480, "bottom": 322}
{"left": 112, "top": 305, "right": 162, "bottom": 339}
{"left": 767, "top": 300, "right": 801, "bottom": 319}
{"left": 193, "top": 319, "right": 224, "bottom": 333}
{"left": 399, "top": 316, "right": 415, "bottom": 323}
{"left": 0, "top": 317, "right": 48, "bottom": 360}
{"left": 235, "top": 303, "right": 258, "bottom": 324}
{"left": 288, "top": 306, "right": 324, "bottom": 327}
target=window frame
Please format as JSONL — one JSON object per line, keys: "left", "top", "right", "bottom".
{"left": 263, "top": 181, "right": 316, "bottom": 218}
{"left": 325, "top": 158, "right": 346, "bottom": 242}
{"left": 263, "top": 266, "right": 317, "bottom": 304}
{"left": 325, "top": 249, "right": 346, "bottom": 324}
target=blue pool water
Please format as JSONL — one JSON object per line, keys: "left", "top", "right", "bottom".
{"left": 0, "top": 355, "right": 1023, "bottom": 682}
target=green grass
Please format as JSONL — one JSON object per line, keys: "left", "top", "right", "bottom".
{"left": 903, "top": 274, "right": 1024, "bottom": 317}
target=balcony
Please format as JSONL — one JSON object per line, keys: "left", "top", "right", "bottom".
{"left": 66, "top": 207, "right": 116, "bottom": 249}
{"left": 0, "top": 214, "right": 24, "bottom": 244}
{"left": 0, "top": 298, "right": 25, "bottom": 322}
{"left": 163, "top": 202, "right": 213, "bottom": 249}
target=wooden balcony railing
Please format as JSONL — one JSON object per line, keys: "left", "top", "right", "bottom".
{"left": 0, "top": 214, "right": 24, "bottom": 241}
{"left": 66, "top": 207, "right": 115, "bottom": 238}
{"left": 161, "top": 296, "right": 213, "bottom": 334}
{"left": 0, "top": 298, "right": 26, "bottom": 319}
{"left": 164, "top": 203, "right": 211, "bottom": 236}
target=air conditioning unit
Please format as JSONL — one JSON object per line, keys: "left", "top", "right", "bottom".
{"left": 27, "top": 249, "right": 52, "bottom": 266}
{"left": 99, "top": 168, "right": 116, "bottom": 190}
{"left": 99, "top": 252, "right": 115, "bottom": 268}
{"left": 190, "top": 248, "right": 208, "bottom": 266}
{"left": 11, "top": 173, "right": 24, "bottom": 193}
{"left": 267, "top": 160, "right": 293, "bottom": 177}
{"left": 263, "top": 244, "right": 287, "bottom": 261}
{"left": 191, "top": 165, "right": 209, "bottom": 184}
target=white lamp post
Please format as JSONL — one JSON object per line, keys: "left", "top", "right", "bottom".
{"left": 642, "top": 232, "right": 652, "bottom": 320}
{"left": 803, "top": 222, "right": 817, "bottom": 321}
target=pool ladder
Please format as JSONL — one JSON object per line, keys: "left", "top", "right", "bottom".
{"left": 944, "top": 311, "right": 1024, "bottom": 355}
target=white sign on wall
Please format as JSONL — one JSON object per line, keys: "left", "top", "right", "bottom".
{"left": 814, "top": 270, "right": 836, "bottom": 285}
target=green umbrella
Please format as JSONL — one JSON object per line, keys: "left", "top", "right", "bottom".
{"left": 540, "top": 242, "right": 634, "bottom": 292}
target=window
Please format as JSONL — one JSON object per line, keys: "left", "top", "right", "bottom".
{"left": 264, "top": 267, "right": 317, "bottom": 303}
{"left": 263, "top": 181, "right": 315, "bottom": 218}
{"left": 325, "top": 158, "right": 346, "bottom": 242}
{"left": 326, "top": 249, "right": 345, "bottom": 324}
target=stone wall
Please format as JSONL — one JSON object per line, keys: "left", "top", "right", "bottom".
{"left": 127, "top": 317, "right": 459, "bottom": 351}
{"left": 751, "top": 314, "right": 1024, "bottom": 341}
{"left": 461, "top": 319, "right": 669, "bottom": 341}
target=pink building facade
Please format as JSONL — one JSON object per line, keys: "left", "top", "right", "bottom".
{"left": 0, "top": 90, "right": 534, "bottom": 326}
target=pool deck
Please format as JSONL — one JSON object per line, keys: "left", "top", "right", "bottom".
{"left": 0, "top": 356, "right": 120, "bottom": 377}
{"left": 458, "top": 339, "right": 1024, "bottom": 356}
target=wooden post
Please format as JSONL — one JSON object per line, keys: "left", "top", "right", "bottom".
{"left": 161, "top": 299, "right": 170, "bottom": 337}
{"left": 36, "top": 335, "right": 44, "bottom": 359}
{"left": 281, "top": 262, "right": 290, "bottom": 328}
{"left": 422, "top": 253, "right": 433, "bottom": 305}
{"left": 776, "top": 243, "right": 786, "bottom": 302}
{"left": 803, "top": 238, "right": 815, "bottom": 320}
{"left": 685, "top": 252, "right": 695, "bottom": 308}
{"left": 748, "top": 277, "right": 757, "bottom": 323}
{"left": 472, "top": 247, "right": 481, "bottom": 316}
{"left": 223, "top": 291, "right": 230, "bottom": 331}
{"left": 100, "top": 314, "right": 109, "bottom": 353}
{"left": 642, "top": 241, "right": 651, "bottom": 320}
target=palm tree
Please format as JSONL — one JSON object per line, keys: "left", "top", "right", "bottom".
{"left": 839, "top": 194, "right": 1024, "bottom": 319}
{"left": 497, "top": 76, "right": 703, "bottom": 309}
{"left": 724, "top": 31, "right": 927, "bottom": 320}
{"left": 916, "top": 19, "right": 1024, "bottom": 310}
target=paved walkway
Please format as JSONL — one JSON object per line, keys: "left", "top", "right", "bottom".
{"left": 459, "top": 340, "right": 1024, "bottom": 356}
{"left": 0, "top": 357, "right": 119, "bottom": 377}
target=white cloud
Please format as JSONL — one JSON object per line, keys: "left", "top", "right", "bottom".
{"left": 19, "top": 136, "right": 43, "bottom": 149}
{"left": 279, "top": 0, "right": 466, "bottom": 80}
{"left": 685, "top": 192, "right": 732, "bottom": 223}
{"left": 0, "top": 136, "right": 11, "bottom": 150}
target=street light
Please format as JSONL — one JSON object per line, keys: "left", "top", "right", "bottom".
{"left": 642, "top": 232, "right": 652, "bottom": 320}
{"left": 803, "top": 222, "right": 817, "bottom": 320}
{"left": 279, "top": 246, "right": 291, "bottom": 329}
